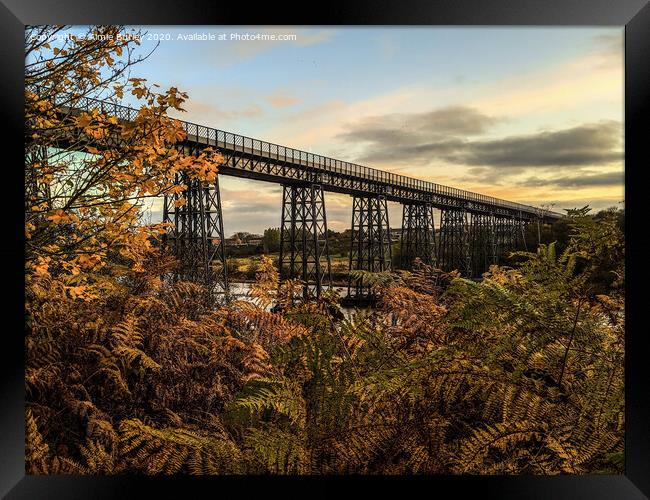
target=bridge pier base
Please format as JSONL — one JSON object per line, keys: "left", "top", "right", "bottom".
{"left": 162, "top": 175, "right": 229, "bottom": 303}
{"left": 279, "top": 184, "right": 331, "bottom": 298}
{"left": 438, "top": 207, "right": 471, "bottom": 276}
{"left": 347, "top": 195, "right": 392, "bottom": 300}
{"left": 400, "top": 203, "right": 437, "bottom": 269}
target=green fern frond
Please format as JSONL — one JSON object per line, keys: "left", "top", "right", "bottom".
{"left": 229, "top": 376, "right": 306, "bottom": 429}
{"left": 118, "top": 419, "right": 243, "bottom": 474}
{"left": 243, "top": 424, "right": 308, "bottom": 474}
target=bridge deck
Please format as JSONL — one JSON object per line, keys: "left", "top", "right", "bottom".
{"left": 61, "top": 95, "right": 563, "bottom": 220}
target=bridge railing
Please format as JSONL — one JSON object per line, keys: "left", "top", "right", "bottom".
{"left": 58, "top": 94, "right": 562, "bottom": 218}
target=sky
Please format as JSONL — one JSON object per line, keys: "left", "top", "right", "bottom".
{"left": 121, "top": 26, "right": 624, "bottom": 235}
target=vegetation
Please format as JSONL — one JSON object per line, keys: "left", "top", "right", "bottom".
{"left": 227, "top": 253, "right": 351, "bottom": 284}
{"left": 262, "top": 227, "right": 281, "bottom": 254}
{"left": 25, "top": 26, "right": 625, "bottom": 475}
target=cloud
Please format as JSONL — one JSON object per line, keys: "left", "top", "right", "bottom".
{"left": 339, "top": 106, "right": 495, "bottom": 142}
{"left": 519, "top": 171, "right": 624, "bottom": 189}
{"left": 336, "top": 106, "right": 497, "bottom": 164}
{"left": 589, "top": 33, "right": 623, "bottom": 65}
{"left": 338, "top": 109, "right": 622, "bottom": 170}
{"left": 266, "top": 91, "right": 299, "bottom": 109}
{"left": 447, "top": 121, "right": 623, "bottom": 168}
{"left": 467, "top": 37, "right": 622, "bottom": 118}
{"left": 219, "top": 186, "right": 281, "bottom": 235}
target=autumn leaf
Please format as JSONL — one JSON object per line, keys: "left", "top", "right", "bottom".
{"left": 75, "top": 113, "right": 93, "bottom": 128}
{"left": 46, "top": 209, "right": 69, "bottom": 224}
{"left": 31, "top": 256, "right": 51, "bottom": 277}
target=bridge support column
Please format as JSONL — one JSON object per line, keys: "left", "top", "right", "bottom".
{"left": 489, "top": 216, "right": 498, "bottom": 265}
{"left": 163, "top": 175, "right": 229, "bottom": 303}
{"left": 347, "top": 195, "right": 392, "bottom": 299}
{"left": 438, "top": 207, "right": 471, "bottom": 276}
{"left": 493, "top": 215, "right": 520, "bottom": 265}
{"left": 279, "top": 183, "right": 331, "bottom": 298}
{"left": 400, "top": 203, "right": 436, "bottom": 269}
{"left": 511, "top": 216, "right": 523, "bottom": 252}
{"left": 470, "top": 213, "right": 495, "bottom": 278}
{"left": 494, "top": 216, "right": 508, "bottom": 264}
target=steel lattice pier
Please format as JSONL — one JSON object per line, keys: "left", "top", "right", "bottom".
{"left": 347, "top": 195, "right": 392, "bottom": 299}
{"left": 438, "top": 208, "right": 471, "bottom": 276}
{"left": 401, "top": 203, "right": 436, "bottom": 268}
{"left": 162, "top": 175, "right": 228, "bottom": 301}
{"left": 279, "top": 184, "right": 332, "bottom": 298}
{"left": 469, "top": 213, "right": 497, "bottom": 277}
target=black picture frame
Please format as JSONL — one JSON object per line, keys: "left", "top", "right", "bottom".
{"left": 2, "top": 1, "right": 648, "bottom": 498}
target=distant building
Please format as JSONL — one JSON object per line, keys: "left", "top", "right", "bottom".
{"left": 226, "top": 236, "right": 244, "bottom": 246}
{"left": 225, "top": 234, "right": 263, "bottom": 247}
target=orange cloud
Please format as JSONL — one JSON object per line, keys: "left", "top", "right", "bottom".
{"left": 266, "top": 91, "right": 299, "bottom": 108}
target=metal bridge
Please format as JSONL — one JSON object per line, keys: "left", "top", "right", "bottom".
{"left": 61, "top": 96, "right": 563, "bottom": 302}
